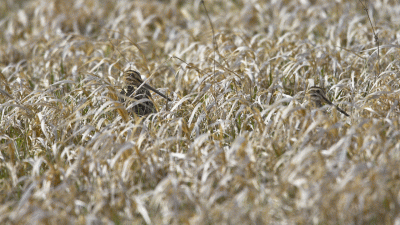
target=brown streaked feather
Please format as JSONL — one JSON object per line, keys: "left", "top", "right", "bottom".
{"left": 120, "top": 70, "right": 170, "bottom": 116}
{"left": 307, "top": 86, "right": 349, "bottom": 117}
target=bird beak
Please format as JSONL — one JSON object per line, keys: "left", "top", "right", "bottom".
{"left": 141, "top": 83, "right": 172, "bottom": 101}
{"left": 318, "top": 94, "right": 333, "bottom": 105}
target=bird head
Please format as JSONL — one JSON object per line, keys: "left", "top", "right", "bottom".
{"left": 122, "top": 69, "right": 172, "bottom": 101}
{"left": 307, "top": 86, "right": 333, "bottom": 108}
{"left": 123, "top": 70, "right": 144, "bottom": 87}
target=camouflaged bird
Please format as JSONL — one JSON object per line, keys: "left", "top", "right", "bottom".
{"left": 120, "top": 70, "right": 172, "bottom": 116}
{"left": 307, "top": 86, "right": 349, "bottom": 117}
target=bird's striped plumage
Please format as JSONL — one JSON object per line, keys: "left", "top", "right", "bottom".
{"left": 120, "top": 70, "right": 171, "bottom": 116}
{"left": 307, "top": 86, "right": 349, "bottom": 117}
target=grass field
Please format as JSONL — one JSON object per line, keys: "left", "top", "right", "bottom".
{"left": 1, "top": 0, "right": 400, "bottom": 224}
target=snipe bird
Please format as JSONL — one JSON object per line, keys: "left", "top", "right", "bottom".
{"left": 307, "top": 86, "right": 349, "bottom": 117}
{"left": 120, "top": 70, "right": 172, "bottom": 116}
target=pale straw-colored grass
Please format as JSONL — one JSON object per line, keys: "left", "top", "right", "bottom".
{"left": 1, "top": 0, "right": 400, "bottom": 224}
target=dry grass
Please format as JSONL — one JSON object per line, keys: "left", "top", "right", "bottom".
{"left": 1, "top": 0, "right": 400, "bottom": 224}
